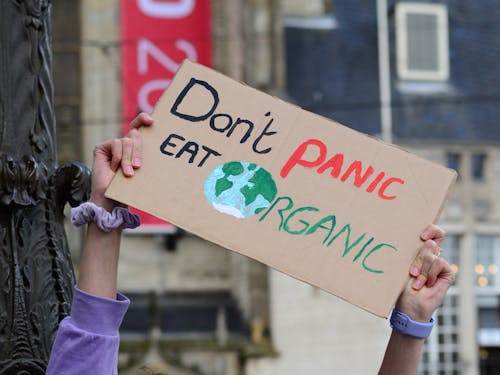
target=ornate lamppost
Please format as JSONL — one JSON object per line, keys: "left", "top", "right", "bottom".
{"left": 0, "top": 1, "right": 90, "bottom": 373}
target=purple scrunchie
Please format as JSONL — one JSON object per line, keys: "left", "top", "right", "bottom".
{"left": 71, "top": 202, "right": 141, "bottom": 232}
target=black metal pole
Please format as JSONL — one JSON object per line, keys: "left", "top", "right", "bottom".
{"left": 0, "top": 1, "right": 90, "bottom": 373}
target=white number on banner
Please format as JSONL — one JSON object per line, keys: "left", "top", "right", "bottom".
{"left": 137, "top": 38, "right": 197, "bottom": 112}
{"left": 137, "top": 0, "right": 195, "bottom": 18}
{"left": 138, "top": 38, "right": 197, "bottom": 74}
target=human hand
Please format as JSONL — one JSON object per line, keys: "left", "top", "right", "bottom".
{"left": 395, "top": 225, "right": 456, "bottom": 322}
{"left": 90, "top": 113, "right": 154, "bottom": 210}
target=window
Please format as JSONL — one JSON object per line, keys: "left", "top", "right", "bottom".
{"left": 475, "top": 236, "right": 500, "bottom": 288}
{"left": 446, "top": 152, "right": 461, "bottom": 176}
{"left": 441, "top": 234, "right": 460, "bottom": 277}
{"left": 395, "top": 2, "right": 449, "bottom": 81}
{"left": 472, "top": 153, "right": 487, "bottom": 181}
{"left": 419, "top": 293, "right": 461, "bottom": 374}
{"left": 475, "top": 236, "right": 500, "bottom": 350}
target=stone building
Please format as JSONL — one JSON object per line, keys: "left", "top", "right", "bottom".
{"left": 284, "top": 1, "right": 500, "bottom": 374}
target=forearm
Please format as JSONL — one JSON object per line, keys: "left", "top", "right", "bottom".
{"left": 77, "top": 223, "right": 121, "bottom": 299}
{"left": 378, "top": 225, "right": 454, "bottom": 374}
{"left": 378, "top": 293, "right": 433, "bottom": 374}
{"left": 378, "top": 330, "right": 425, "bottom": 374}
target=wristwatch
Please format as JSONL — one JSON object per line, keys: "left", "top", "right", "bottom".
{"left": 390, "top": 309, "right": 435, "bottom": 339}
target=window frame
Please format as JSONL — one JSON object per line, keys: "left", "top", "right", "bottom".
{"left": 395, "top": 2, "right": 450, "bottom": 81}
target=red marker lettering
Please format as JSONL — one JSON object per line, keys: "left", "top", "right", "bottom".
{"left": 340, "top": 161, "right": 375, "bottom": 187}
{"left": 281, "top": 139, "right": 406, "bottom": 201}
{"left": 378, "top": 177, "right": 405, "bottom": 200}
{"left": 280, "top": 139, "right": 327, "bottom": 178}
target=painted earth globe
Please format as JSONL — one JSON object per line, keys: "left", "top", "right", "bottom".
{"left": 204, "top": 161, "right": 277, "bottom": 218}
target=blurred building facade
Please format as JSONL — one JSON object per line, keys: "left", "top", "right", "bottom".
{"left": 285, "top": 1, "right": 500, "bottom": 374}
{"left": 52, "top": 0, "right": 500, "bottom": 374}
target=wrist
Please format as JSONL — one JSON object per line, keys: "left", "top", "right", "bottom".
{"left": 390, "top": 309, "right": 434, "bottom": 339}
{"left": 90, "top": 193, "right": 122, "bottom": 212}
{"left": 395, "top": 294, "right": 435, "bottom": 322}
{"left": 395, "top": 300, "right": 434, "bottom": 323}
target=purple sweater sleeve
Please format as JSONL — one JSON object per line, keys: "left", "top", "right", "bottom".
{"left": 46, "top": 286, "right": 130, "bottom": 375}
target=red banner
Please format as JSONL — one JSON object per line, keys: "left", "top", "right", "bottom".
{"left": 121, "top": 0, "right": 212, "bottom": 232}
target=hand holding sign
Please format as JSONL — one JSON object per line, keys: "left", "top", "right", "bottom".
{"left": 379, "top": 224, "right": 455, "bottom": 374}
{"left": 397, "top": 225, "right": 456, "bottom": 322}
{"left": 91, "top": 113, "right": 154, "bottom": 211}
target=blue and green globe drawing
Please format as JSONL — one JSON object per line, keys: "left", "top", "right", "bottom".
{"left": 204, "top": 161, "right": 277, "bottom": 218}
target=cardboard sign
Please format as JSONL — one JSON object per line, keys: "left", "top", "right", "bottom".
{"left": 107, "top": 60, "right": 456, "bottom": 317}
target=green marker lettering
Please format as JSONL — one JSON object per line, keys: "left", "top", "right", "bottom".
{"left": 362, "top": 243, "right": 398, "bottom": 274}
{"left": 283, "top": 206, "right": 319, "bottom": 235}
{"left": 305, "top": 215, "right": 337, "bottom": 245}
{"left": 258, "top": 196, "right": 294, "bottom": 231}
{"left": 353, "top": 237, "right": 374, "bottom": 262}
{"left": 326, "top": 224, "right": 366, "bottom": 257}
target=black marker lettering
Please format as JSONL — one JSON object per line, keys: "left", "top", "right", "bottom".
{"left": 228, "top": 118, "right": 254, "bottom": 144}
{"left": 210, "top": 113, "right": 232, "bottom": 133}
{"left": 252, "top": 113, "right": 277, "bottom": 154}
{"left": 176, "top": 141, "right": 199, "bottom": 164}
{"left": 160, "top": 133, "right": 185, "bottom": 156}
{"left": 198, "top": 146, "right": 222, "bottom": 167}
{"left": 170, "top": 78, "right": 219, "bottom": 122}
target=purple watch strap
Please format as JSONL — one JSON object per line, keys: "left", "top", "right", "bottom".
{"left": 390, "top": 309, "right": 435, "bottom": 339}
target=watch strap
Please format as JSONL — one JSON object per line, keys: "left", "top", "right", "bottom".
{"left": 390, "top": 309, "right": 434, "bottom": 339}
